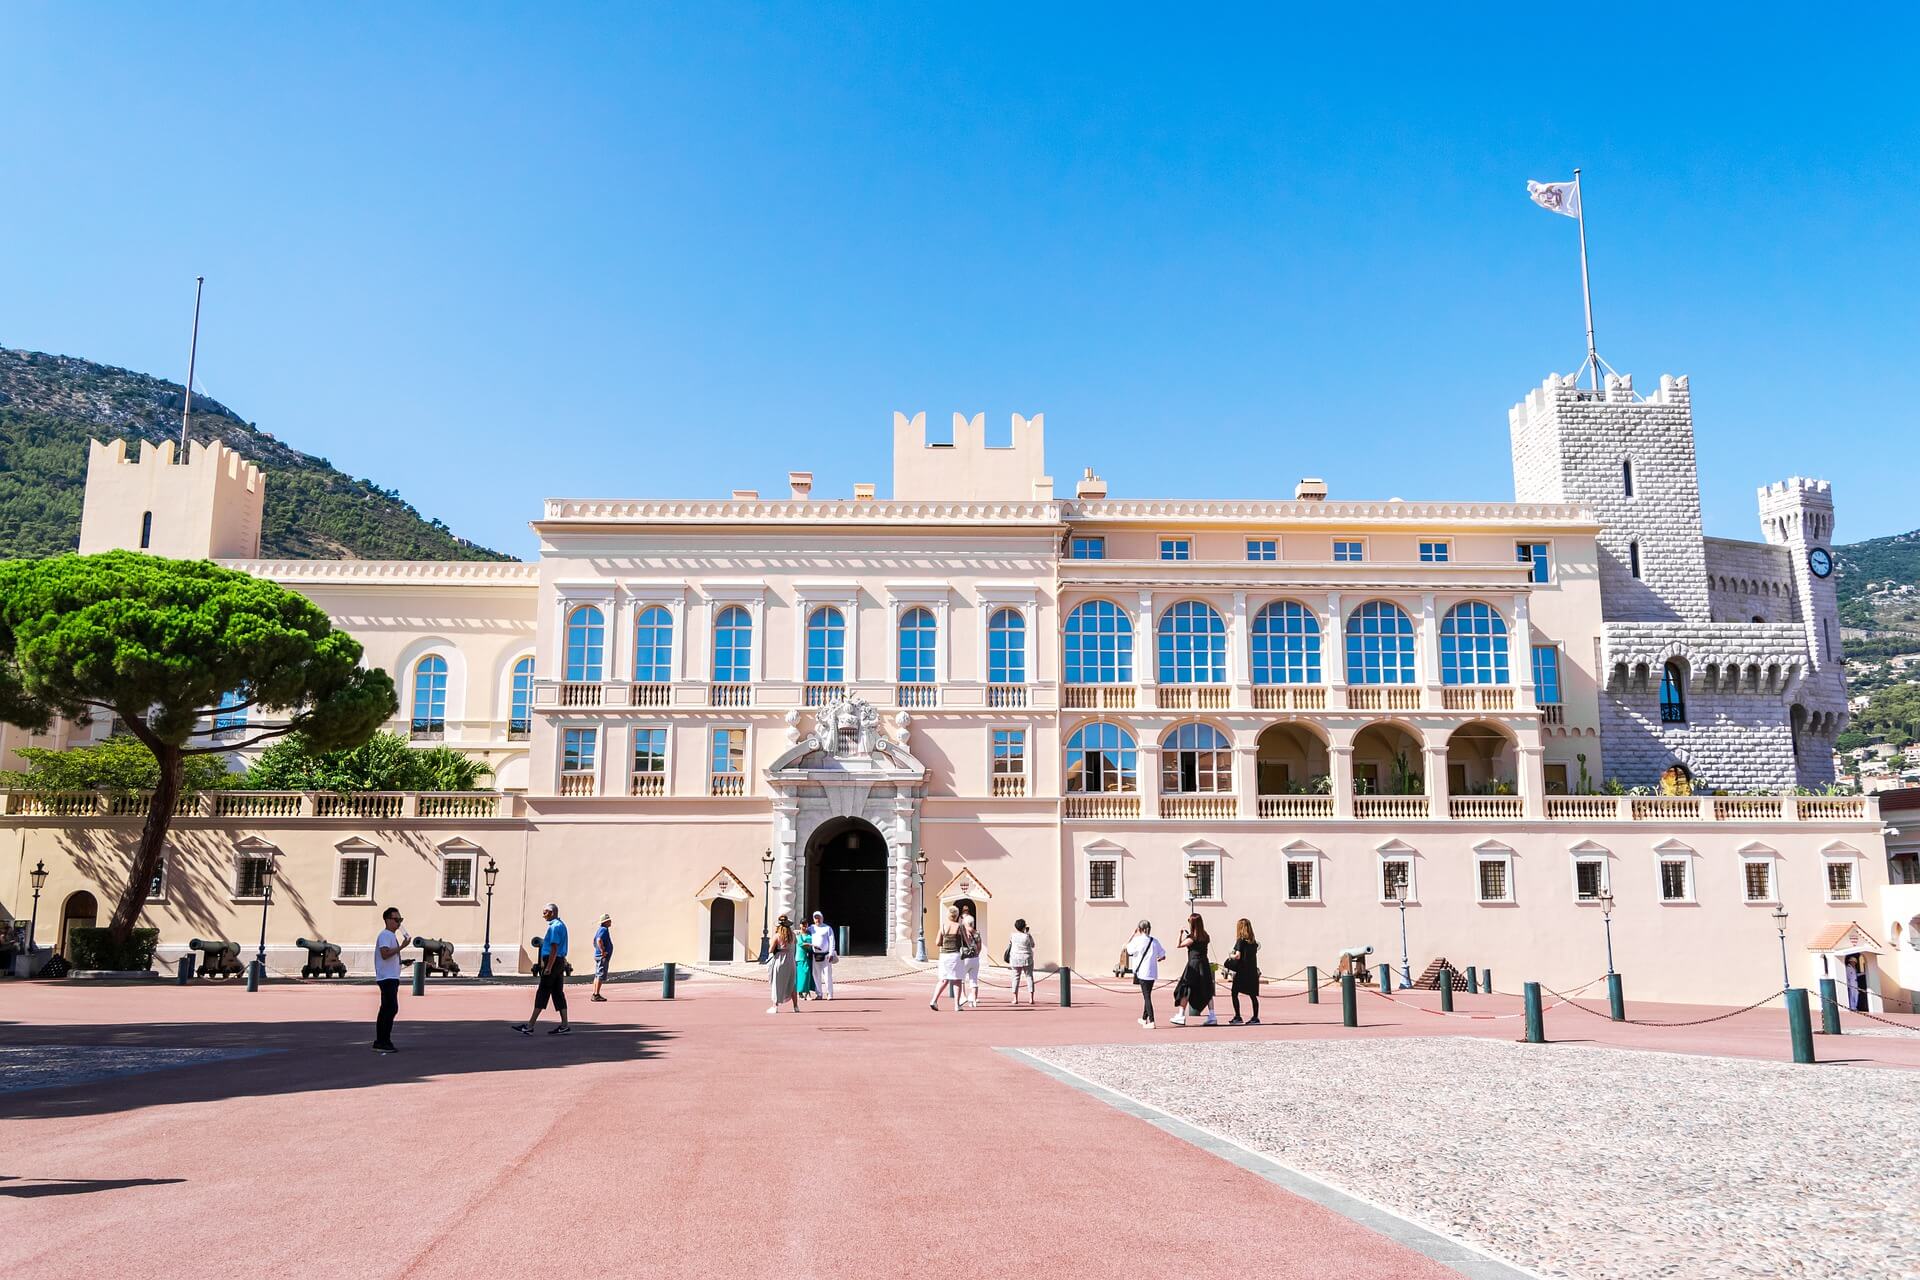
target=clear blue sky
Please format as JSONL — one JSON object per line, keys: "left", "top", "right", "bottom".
{"left": 4, "top": 5, "right": 1915, "bottom": 559}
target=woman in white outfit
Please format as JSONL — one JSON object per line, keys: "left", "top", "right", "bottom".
{"left": 1006, "top": 919, "right": 1036, "bottom": 1005}
{"left": 929, "top": 905, "right": 965, "bottom": 1011}
{"left": 961, "top": 910, "right": 982, "bottom": 1008}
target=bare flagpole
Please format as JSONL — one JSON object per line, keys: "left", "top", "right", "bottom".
{"left": 1573, "top": 169, "right": 1600, "bottom": 391}
{"left": 180, "top": 275, "right": 205, "bottom": 454}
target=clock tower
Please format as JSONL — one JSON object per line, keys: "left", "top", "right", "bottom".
{"left": 1759, "top": 476, "right": 1848, "bottom": 783}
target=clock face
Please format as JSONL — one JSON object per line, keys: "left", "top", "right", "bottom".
{"left": 1809, "top": 548, "right": 1833, "bottom": 579}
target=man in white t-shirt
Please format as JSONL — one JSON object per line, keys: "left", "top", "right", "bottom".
{"left": 1125, "top": 920, "right": 1167, "bottom": 1029}
{"left": 372, "top": 907, "right": 410, "bottom": 1054}
{"left": 809, "top": 911, "right": 837, "bottom": 1001}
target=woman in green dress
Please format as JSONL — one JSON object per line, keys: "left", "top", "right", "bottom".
{"left": 794, "top": 924, "right": 815, "bottom": 999}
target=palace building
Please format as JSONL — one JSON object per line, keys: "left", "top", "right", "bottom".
{"left": 4, "top": 370, "right": 1908, "bottom": 1011}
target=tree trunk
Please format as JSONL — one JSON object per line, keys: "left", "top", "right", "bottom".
{"left": 110, "top": 745, "right": 183, "bottom": 945}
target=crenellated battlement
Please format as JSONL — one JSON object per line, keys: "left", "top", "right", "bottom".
{"left": 1508, "top": 371, "right": 1690, "bottom": 430}
{"left": 79, "top": 435, "right": 265, "bottom": 559}
{"left": 87, "top": 436, "right": 265, "bottom": 492}
{"left": 891, "top": 411, "right": 1053, "bottom": 502}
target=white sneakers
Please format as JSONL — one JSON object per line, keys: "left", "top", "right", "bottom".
{"left": 1170, "top": 1011, "right": 1187, "bottom": 1026}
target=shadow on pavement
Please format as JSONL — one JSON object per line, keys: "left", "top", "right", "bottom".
{"left": 0, "top": 1175, "right": 188, "bottom": 1197}
{"left": 0, "top": 1019, "right": 672, "bottom": 1121}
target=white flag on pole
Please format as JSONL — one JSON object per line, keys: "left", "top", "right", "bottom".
{"left": 1527, "top": 179, "right": 1580, "bottom": 218}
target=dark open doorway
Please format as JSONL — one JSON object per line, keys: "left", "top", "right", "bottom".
{"left": 708, "top": 898, "right": 736, "bottom": 962}
{"left": 807, "top": 816, "right": 888, "bottom": 955}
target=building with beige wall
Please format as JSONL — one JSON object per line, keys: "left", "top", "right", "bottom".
{"left": 3, "top": 369, "right": 1901, "bottom": 1011}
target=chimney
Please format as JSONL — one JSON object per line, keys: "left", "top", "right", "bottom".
{"left": 1075, "top": 467, "right": 1108, "bottom": 499}
{"left": 1294, "top": 477, "right": 1328, "bottom": 502}
{"left": 788, "top": 471, "right": 813, "bottom": 500}
{"left": 731, "top": 489, "right": 759, "bottom": 500}
{"left": 853, "top": 482, "right": 876, "bottom": 503}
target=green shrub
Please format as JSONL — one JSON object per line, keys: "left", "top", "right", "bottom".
{"left": 65, "top": 926, "right": 160, "bottom": 971}
{"left": 244, "top": 731, "right": 492, "bottom": 792}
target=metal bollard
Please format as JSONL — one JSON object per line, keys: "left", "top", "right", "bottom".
{"left": 1380, "top": 966, "right": 1393, "bottom": 994}
{"left": 1466, "top": 965, "right": 1479, "bottom": 994}
{"left": 1058, "top": 968, "right": 1072, "bottom": 1008}
{"left": 1305, "top": 965, "right": 1319, "bottom": 1003}
{"left": 1341, "top": 972, "right": 1357, "bottom": 1028}
{"left": 1786, "top": 988, "right": 1816, "bottom": 1064}
{"left": 1607, "top": 973, "right": 1625, "bottom": 1022}
{"left": 662, "top": 963, "right": 676, "bottom": 999}
{"left": 1817, "top": 978, "right": 1840, "bottom": 1035}
{"left": 177, "top": 955, "right": 194, "bottom": 985}
{"left": 837, "top": 925, "right": 850, "bottom": 956}
{"left": 246, "top": 960, "right": 261, "bottom": 992}
{"left": 412, "top": 960, "right": 426, "bottom": 996}
{"left": 1439, "top": 968, "right": 1453, "bottom": 1012}
{"left": 1483, "top": 968, "right": 1493, "bottom": 994}
{"left": 1523, "top": 982, "right": 1545, "bottom": 1043}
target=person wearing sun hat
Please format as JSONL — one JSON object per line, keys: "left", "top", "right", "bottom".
{"left": 590, "top": 913, "right": 613, "bottom": 1001}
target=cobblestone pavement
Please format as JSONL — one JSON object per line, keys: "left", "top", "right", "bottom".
{"left": 0, "top": 1046, "right": 269, "bottom": 1094}
{"left": 1025, "top": 1038, "right": 1920, "bottom": 1280}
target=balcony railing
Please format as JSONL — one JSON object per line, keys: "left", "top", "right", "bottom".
{"left": 1713, "top": 796, "right": 1784, "bottom": 821}
{"left": 1159, "top": 794, "right": 1237, "bottom": 820}
{"left": 630, "top": 683, "right": 671, "bottom": 708}
{"left": 558, "top": 772, "right": 596, "bottom": 797}
{"left": 1449, "top": 795, "right": 1523, "bottom": 820}
{"left": 631, "top": 773, "right": 666, "bottom": 797}
{"left": 1540, "top": 794, "right": 1872, "bottom": 823}
{"left": 1063, "top": 685, "right": 1136, "bottom": 710}
{"left": 416, "top": 793, "right": 503, "bottom": 818}
{"left": 1253, "top": 686, "right": 1327, "bottom": 711}
{"left": 710, "top": 774, "right": 746, "bottom": 798}
{"left": 1258, "top": 794, "right": 1335, "bottom": 819}
{"left": 1345, "top": 687, "right": 1422, "bottom": 711}
{"left": 805, "top": 683, "right": 845, "bottom": 707}
{"left": 991, "top": 774, "right": 1027, "bottom": 798}
{"left": 1441, "top": 687, "right": 1516, "bottom": 712}
{"left": 1630, "top": 796, "right": 1705, "bottom": 822}
{"left": 1063, "top": 792, "right": 1141, "bottom": 819}
{"left": 559, "top": 683, "right": 603, "bottom": 708}
{"left": 1155, "top": 686, "right": 1230, "bottom": 710}
{"left": 1541, "top": 703, "right": 1565, "bottom": 725}
{"left": 710, "top": 683, "right": 753, "bottom": 708}
{"left": 1544, "top": 796, "right": 1617, "bottom": 821}
{"left": 0, "top": 789, "right": 519, "bottom": 820}
{"left": 212, "top": 792, "right": 307, "bottom": 818}
{"left": 1354, "top": 795, "right": 1431, "bottom": 819}
{"left": 987, "top": 685, "right": 1028, "bottom": 708}
{"left": 897, "top": 684, "right": 938, "bottom": 709}
{"left": 315, "top": 793, "right": 406, "bottom": 819}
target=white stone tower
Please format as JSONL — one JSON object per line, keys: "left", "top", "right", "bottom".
{"left": 1758, "top": 477, "right": 1849, "bottom": 784}
{"left": 78, "top": 437, "right": 264, "bottom": 559}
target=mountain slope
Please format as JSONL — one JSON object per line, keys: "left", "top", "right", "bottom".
{"left": 0, "top": 348, "right": 512, "bottom": 561}
{"left": 1835, "top": 527, "right": 1920, "bottom": 659}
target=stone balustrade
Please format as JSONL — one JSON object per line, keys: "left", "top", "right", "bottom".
{"left": 0, "top": 790, "right": 515, "bottom": 819}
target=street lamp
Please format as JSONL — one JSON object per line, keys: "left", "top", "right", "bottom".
{"left": 1185, "top": 865, "right": 1201, "bottom": 915}
{"left": 253, "top": 855, "right": 277, "bottom": 983}
{"left": 757, "top": 847, "right": 774, "bottom": 963}
{"left": 913, "top": 849, "right": 929, "bottom": 963}
{"left": 478, "top": 858, "right": 500, "bottom": 978}
{"left": 1772, "top": 905, "right": 1791, "bottom": 993}
{"left": 1599, "top": 887, "right": 1617, "bottom": 976}
{"left": 27, "top": 859, "right": 47, "bottom": 956}
{"left": 1392, "top": 879, "right": 1412, "bottom": 987}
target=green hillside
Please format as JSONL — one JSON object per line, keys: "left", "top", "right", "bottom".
{"left": 0, "top": 348, "right": 512, "bottom": 562}
{"left": 1835, "top": 527, "right": 1920, "bottom": 661}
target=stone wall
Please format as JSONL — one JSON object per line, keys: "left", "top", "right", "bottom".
{"left": 1704, "top": 537, "right": 1798, "bottom": 624}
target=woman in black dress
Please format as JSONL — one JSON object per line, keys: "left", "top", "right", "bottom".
{"left": 1170, "top": 913, "right": 1216, "bottom": 1027}
{"left": 1225, "top": 918, "right": 1260, "bottom": 1025}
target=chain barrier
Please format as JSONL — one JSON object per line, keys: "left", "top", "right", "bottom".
{"left": 1835, "top": 1003, "right": 1920, "bottom": 1032}
{"left": 1540, "top": 982, "right": 1783, "bottom": 1028}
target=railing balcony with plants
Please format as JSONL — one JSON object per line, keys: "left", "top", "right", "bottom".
{"left": 1449, "top": 795, "right": 1524, "bottom": 820}
{"left": 1257, "top": 794, "right": 1335, "bottom": 819}
{"left": 1159, "top": 793, "right": 1236, "bottom": 820}
{"left": 1354, "top": 794, "right": 1431, "bottom": 819}
{"left": 1540, "top": 794, "right": 1873, "bottom": 823}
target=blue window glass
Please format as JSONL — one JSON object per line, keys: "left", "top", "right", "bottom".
{"left": 1159, "top": 538, "right": 1191, "bottom": 562}
{"left": 1517, "top": 542, "right": 1552, "bottom": 584}
{"left": 1334, "top": 540, "right": 1365, "bottom": 563}
{"left": 1156, "top": 600, "right": 1227, "bottom": 685}
{"left": 632, "top": 726, "right": 667, "bottom": 775}
{"left": 562, "top": 726, "right": 597, "bottom": 772}
{"left": 987, "top": 608, "right": 1026, "bottom": 684}
{"left": 411, "top": 656, "right": 448, "bottom": 732}
{"left": 806, "top": 606, "right": 846, "bottom": 682}
{"left": 214, "top": 688, "right": 248, "bottom": 731}
{"left": 710, "top": 727, "right": 745, "bottom": 776}
{"left": 1531, "top": 645, "right": 1562, "bottom": 705}
{"left": 564, "top": 605, "right": 605, "bottom": 682}
{"left": 992, "top": 728, "right": 1026, "bottom": 776}
{"left": 1439, "top": 601, "right": 1510, "bottom": 685}
{"left": 1419, "top": 541, "right": 1450, "bottom": 563}
{"left": 1659, "top": 662, "right": 1686, "bottom": 724}
{"left": 1064, "top": 721, "right": 1137, "bottom": 793}
{"left": 1070, "top": 537, "right": 1105, "bottom": 560}
{"left": 712, "top": 606, "right": 752, "bottom": 682}
{"left": 1344, "top": 601, "right": 1416, "bottom": 685}
{"left": 1064, "top": 600, "right": 1133, "bottom": 684}
{"left": 898, "top": 607, "right": 937, "bottom": 682}
{"left": 1251, "top": 601, "right": 1322, "bottom": 685}
{"left": 1160, "top": 722, "right": 1232, "bottom": 793}
{"left": 510, "top": 656, "right": 534, "bottom": 733}
{"left": 634, "top": 606, "right": 673, "bottom": 683}
{"left": 1246, "top": 539, "right": 1278, "bottom": 561}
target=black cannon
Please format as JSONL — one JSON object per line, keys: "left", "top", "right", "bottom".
{"left": 295, "top": 936, "right": 347, "bottom": 978}
{"left": 413, "top": 937, "right": 461, "bottom": 976}
{"left": 531, "top": 936, "right": 573, "bottom": 977}
{"left": 189, "top": 937, "right": 244, "bottom": 979}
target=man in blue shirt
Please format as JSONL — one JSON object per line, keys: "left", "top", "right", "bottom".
{"left": 513, "top": 902, "right": 571, "bottom": 1036}
{"left": 590, "top": 914, "right": 613, "bottom": 1002}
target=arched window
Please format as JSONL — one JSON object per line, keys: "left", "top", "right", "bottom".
{"left": 1161, "top": 723, "right": 1232, "bottom": 793}
{"left": 806, "top": 606, "right": 846, "bottom": 683}
{"left": 1065, "top": 721, "right": 1137, "bottom": 793}
{"left": 509, "top": 656, "right": 534, "bottom": 734}
{"left": 564, "top": 605, "right": 605, "bottom": 682}
{"left": 1157, "top": 601, "right": 1227, "bottom": 685}
{"left": 1439, "top": 601, "right": 1510, "bottom": 685}
{"left": 1344, "top": 601, "right": 1417, "bottom": 685}
{"left": 898, "top": 607, "right": 937, "bottom": 683}
{"left": 634, "top": 606, "right": 673, "bottom": 683}
{"left": 987, "top": 608, "right": 1026, "bottom": 684}
{"left": 1251, "top": 601, "right": 1321, "bottom": 685}
{"left": 1064, "top": 601, "right": 1133, "bottom": 685}
{"left": 411, "top": 655, "right": 448, "bottom": 734}
{"left": 712, "top": 605, "right": 752, "bottom": 682}
{"left": 1659, "top": 661, "right": 1687, "bottom": 723}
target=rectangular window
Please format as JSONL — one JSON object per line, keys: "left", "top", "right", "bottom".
{"left": 1628, "top": 541, "right": 1642, "bottom": 579}
{"left": 1826, "top": 861, "right": 1857, "bottom": 903}
{"left": 1070, "top": 537, "right": 1106, "bottom": 560}
{"left": 139, "top": 511, "right": 153, "bottom": 549}
{"left": 1477, "top": 858, "right": 1511, "bottom": 903}
{"left": 633, "top": 726, "right": 668, "bottom": 792}
{"left": 235, "top": 855, "right": 271, "bottom": 899}
{"left": 1087, "top": 859, "right": 1119, "bottom": 901}
{"left": 562, "top": 727, "right": 597, "bottom": 773}
{"left": 1186, "top": 858, "right": 1218, "bottom": 901}
{"left": 1660, "top": 858, "right": 1690, "bottom": 902}
{"left": 1544, "top": 763, "right": 1570, "bottom": 794}
{"left": 1419, "top": 541, "right": 1450, "bottom": 563}
{"left": 339, "top": 856, "right": 372, "bottom": 900}
{"left": 1380, "top": 858, "right": 1412, "bottom": 902}
{"left": 1159, "top": 537, "right": 1191, "bottom": 562}
{"left": 440, "top": 855, "right": 474, "bottom": 901}
{"left": 1531, "top": 645, "right": 1563, "bottom": 705}
{"left": 992, "top": 728, "right": 1026, "bottom": 777}
{"left": 711, "top": 727, "right": 745, "bottom": 778}
{"left": 1286, "top": 859, "right": 1316, "bottom": 902}
{"left": 1743, "top": 861, "right": 1773, "bottom": 902}
{"left": 1246, "top": 539, "right": 1277, "bottom": 562}
{"left": 1517, "top": 542, "right": 1553, "bottom": 584}
{"left": 1333, "top": 540, "right": 1365, "bottom": 563}
{"left": 1622, "top": 458, "right": 1635, "bottom": 498}
{"left": 1574, "top": 858, "right": 1605, "bottom": 901}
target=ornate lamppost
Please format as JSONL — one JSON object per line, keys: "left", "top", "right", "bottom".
{"left": 252, "top": 855, "right": 277, "bottom": 983}
{"left": 1599, "top": 887, "right": 1617, "bottom": 976}
{"left": 1184, "top": 865, "right": 1201, "bottom": 916}
{"left": 913, "top": 849, "right": 929, "bottom": 962}
{"left": 1393, "top": 878, "right": 1412, "bottom": 987}
{"left": 1772, "top": 905, "right": 1791, "bottom": 993}
{"left": 757, "top": 847, "right": 774, "bottom": 963}
{"left": 478, "top": 858, "right": 500, "bottom": 978}
{"left": 27, "top": 859, "right": 48, "bottom": 957}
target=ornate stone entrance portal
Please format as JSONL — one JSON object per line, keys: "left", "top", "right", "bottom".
{"left": 766, "top": 694, "right": 926, "bottom": 958}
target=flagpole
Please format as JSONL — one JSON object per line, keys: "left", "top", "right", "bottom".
{"left": 1573, "top": 169, "right": 1599, "bottom": 391}
{"left": 180, "top": 275, "right": 205, "bottom": 454}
